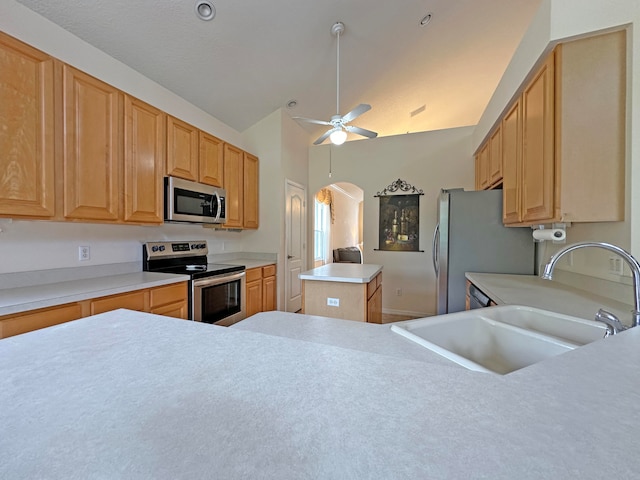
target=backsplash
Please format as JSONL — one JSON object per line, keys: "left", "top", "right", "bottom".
{"left": 536, "top": 221, "right": 634, "bottom": 306}
{"left": 0, "top": 219, "right": 247, "bottom": 274}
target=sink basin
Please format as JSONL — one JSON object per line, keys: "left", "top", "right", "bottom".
{"left": 390, "top": 306, "right": 608, "bottom": 375}
{"left": 474, "top": 305, "right": 609, "bottom": 345}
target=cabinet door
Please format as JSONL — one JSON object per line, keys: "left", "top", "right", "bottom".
{"left": 63, "top": 65, "right": 121, "bottom": 221}
{"left": 521, "top": 54, "right": 555, "bottom": 223}
{"left": 502, "top": 99, "right": 522, "bottom": 224}
{"left": 166, "top": 116, "right": 198, "bottom": 181}
{"left": 150, "top": 301, "right": 188, "bottom": 319}
{"left": 488, "top": 126, "right": 502, "bottom": 186}
{"left": 262, "top": 275, "right": 277, "bottom": 312}
{"left": 199, "top": 131, "right": 224, "bottom": 187}
{"left": 246, "top": 279, "right": 263, "bottom": 317}
{"left": 367, "top": 285, "right": 382, "bottom": 324}
{"left": 123, "top": 95, "right": 164, "bottom": 223}
{"left": 223, "top": 143, "right": 244, "bottom": 228}
{"left": 243, "top": 152, "right": 259, "bottom": 229}
{"left": 0, "top": 33, "right": 55, "bottom": 218}
{"left": 477, "top": 143, "right": 490, "bottom": 190}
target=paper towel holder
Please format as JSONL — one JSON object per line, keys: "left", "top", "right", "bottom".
{"left": 531, "top": 223, "right": 568, "bottom": 244}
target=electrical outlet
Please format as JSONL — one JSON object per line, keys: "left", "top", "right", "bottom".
{"left": 79, "top": 246, "right": 90, "bottom": 261}
{"left": 396, "top": 288, "right": 402, "bottom": 296}
{"left": 327, "top": 297, "right": 339, "bottom": 307}
{"left": 609, "top": 256, "right": 623, "bottom": 275}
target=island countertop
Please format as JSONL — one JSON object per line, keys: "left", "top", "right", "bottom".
{"left": 1, "top": 308, "right": 640, "bottom": 479}
{"left": 299, "top": 263, "right": 383, "bottom": 283}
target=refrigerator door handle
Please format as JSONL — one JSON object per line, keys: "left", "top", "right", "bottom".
{"left": 432, "top": 222, "right": 440, "bottom": 275}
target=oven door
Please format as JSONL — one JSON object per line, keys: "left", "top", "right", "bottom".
{"left": 192, "top": 271, "right": 246, "bottom": 326}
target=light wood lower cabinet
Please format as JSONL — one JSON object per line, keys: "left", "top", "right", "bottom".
{"left": 0, "top": 32, "right": 55, "bottom": 218}
{"left": 0, "top": 282, "right": 188, "bottom": 339}
{"left": 245, "top": 264, "right": 277, "bottom": 317}
{"left": 0, "top": 303, "right": 85, "bottom": 339}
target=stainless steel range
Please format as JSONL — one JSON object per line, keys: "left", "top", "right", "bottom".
{"left": 143, "top": 241, "right": 246, "bottom": 326}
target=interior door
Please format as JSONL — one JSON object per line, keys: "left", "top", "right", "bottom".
{"left": 285, "top": 180, "right": 306, "bottom": 312}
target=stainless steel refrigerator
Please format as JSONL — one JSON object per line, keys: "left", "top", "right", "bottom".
{"left": 432, "top": 188, "right": 535, "bottom": 314}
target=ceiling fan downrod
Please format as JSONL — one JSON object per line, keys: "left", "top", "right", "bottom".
{"left": 332, "top": 21, "right": 345, "bottom": 116}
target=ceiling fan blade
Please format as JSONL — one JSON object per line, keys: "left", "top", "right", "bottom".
{"left": 292, "top": 116, "right": 332, "bottom": 126}
{"left": 341, "top": 104, "right": 371, "bottom": 123}
{"left": 344, "top": 125, "right": 378, "bottom": 139}
{"left": 313, "top": 128, "right": 339, "bottom": 145}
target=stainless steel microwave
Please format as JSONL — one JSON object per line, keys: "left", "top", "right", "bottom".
{"left": 164, "top": 177, "right": 226, "bottom": 224}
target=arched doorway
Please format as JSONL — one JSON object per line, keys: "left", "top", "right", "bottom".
{"left": 313, "top": 182, "right": 364, "bottom": 267}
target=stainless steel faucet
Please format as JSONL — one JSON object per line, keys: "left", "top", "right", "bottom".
{"left": 541, "top": 242, "right": 640, "bottom": 329}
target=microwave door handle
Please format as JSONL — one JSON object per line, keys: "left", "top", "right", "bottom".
{"left": 432, "top": 222, "right": 440, "bottom": 276}
{"left": 214, "top": 192, "right": 222, "bottom": 223}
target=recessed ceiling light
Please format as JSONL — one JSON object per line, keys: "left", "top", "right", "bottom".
{"left": 286, "top": 100, "right": 298, "bottom": 109}
{"left": 420, "top": 13, "right": 433, "bottom": 27}
{"left": 195, "top": 1, "right": 215, "bottom": 21}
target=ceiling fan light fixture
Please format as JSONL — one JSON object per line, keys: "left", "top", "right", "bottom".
{"left": 330, "top": 129, "right": 347, "bottom": 145}
{"left": 195, "top": 1, "right": 215, "bottom": 21}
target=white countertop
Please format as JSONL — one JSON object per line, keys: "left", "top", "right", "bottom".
{"left": 0, "top": 272, "right": 189, "bottom": 316}
{"left": 466, "top": 273, "right": 633, "bottom": 324}
{"left": 219, "top": 258, "right": 276, "bottom": 269}
{"left": 299, "top": 263, "right": 383, "bottom": 283}
{"left": 1, "top": 308, "right": 639, "bottom": 478}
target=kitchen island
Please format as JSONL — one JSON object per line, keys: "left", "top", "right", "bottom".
{"left": 1, "top": 308, "right": 640, "bottom": 479}
{"left": 299, "top": 263, "right": 383, "bottom": 323}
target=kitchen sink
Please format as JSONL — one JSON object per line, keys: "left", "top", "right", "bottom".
{"left": 390, "top": 306, "right": 608, "bottom": 375}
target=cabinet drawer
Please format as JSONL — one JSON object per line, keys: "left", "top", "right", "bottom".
{"left": 245, "top": 267, "right": 262, "bottom": 283}
{"left": 91, "top": 290, "right": 147, "bottom": 315}
{"left": 0, "top": 303, "right": 84, "bottom": 339}
{"left": 150, "top": 283, "right": 187, "bottom": 308}
{"left": 262, "top": 264, "right": 276, "bottom": 277}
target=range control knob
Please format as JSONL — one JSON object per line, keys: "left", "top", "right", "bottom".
{"left": 159, "top": 245, "right": 165, "bottom": 252}
{"left": 151, "top": 246, "right": 159, "bottom": 252}
{"left": 199, "top": 243, "right": 206, "bottom": 249}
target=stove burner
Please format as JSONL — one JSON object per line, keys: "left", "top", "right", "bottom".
{"left": 185, "top": 265, "right": 207, "bottom": 272}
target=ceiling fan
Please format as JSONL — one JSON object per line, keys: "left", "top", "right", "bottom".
{"left": 294, "top": 21, "right": 378, "bottom": 146}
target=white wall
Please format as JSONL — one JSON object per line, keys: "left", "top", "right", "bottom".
{"left": 327, "top": 187, "right": 361, "bottom": 252}
{"left": 242, "top": 110, "right": 310, "bottom": 309}
{"left": 309, "top": 126, "right": 475, "bottom": 317}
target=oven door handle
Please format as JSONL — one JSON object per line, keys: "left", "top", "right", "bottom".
{"left": 192, "top": 270, "right": 245, "bottom": 288}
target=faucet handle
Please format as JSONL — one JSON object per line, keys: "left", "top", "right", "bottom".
{"left": 594, "top": 309, "right": 627, "bottom": 335}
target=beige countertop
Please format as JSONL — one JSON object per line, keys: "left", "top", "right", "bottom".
{"left": 0, "top": 272, "right": 189, "bottom": 317}
{"left": 299, "top": 263, "right": 383, "bottom": 284}
{"left": 466, "top": 273, "right": 633, "bottom": 325}
{"left": 2, "top": 308, "right": 640, "bottom": 478}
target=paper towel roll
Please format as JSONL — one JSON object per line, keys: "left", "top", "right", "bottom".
{"left": 532, "top": 229, "right": 566, "bottom": 241}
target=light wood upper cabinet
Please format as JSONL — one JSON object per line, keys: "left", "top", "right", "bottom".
{"left": 0, "top": 32, "right": 55, "bottom": 218}
{"left": 166, "top": 116, "right": 198, "bottom": 181}
{"left": 488, "top": 126, "right": 502, "bottom": 186}
{"left": 502, "top": 99, "right": 522, "bottom": 224}
{"left": 62, "top": 64, "right": 121, "bottom": 221}
{"left": 475, "top": 143, "right": 490, "bottom": 190}
{"left": 243, "top": 152, "right": 259, "bottom": 229}
{"left": 123, "top": 95, "right": 165, "bottom": 223}
{"left": 199, "top": 131, "right": 224, "bottom": 187}
{"left": 499, "top": 30, "right": 626, "bottom": 226}
{"left": 223, "top": 143, "right": 244, "bottom": 228}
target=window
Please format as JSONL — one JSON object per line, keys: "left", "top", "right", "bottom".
{"left": 314, "top": 199, "right": 330, "bottom": 264}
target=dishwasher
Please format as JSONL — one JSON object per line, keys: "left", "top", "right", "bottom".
{"left": 468, "top": 283, "right": 491, "bottom": 309}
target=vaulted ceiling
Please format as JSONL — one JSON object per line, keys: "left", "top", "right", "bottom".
{"left": 16, "top": 0, "right": 541, "bottom": 143}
